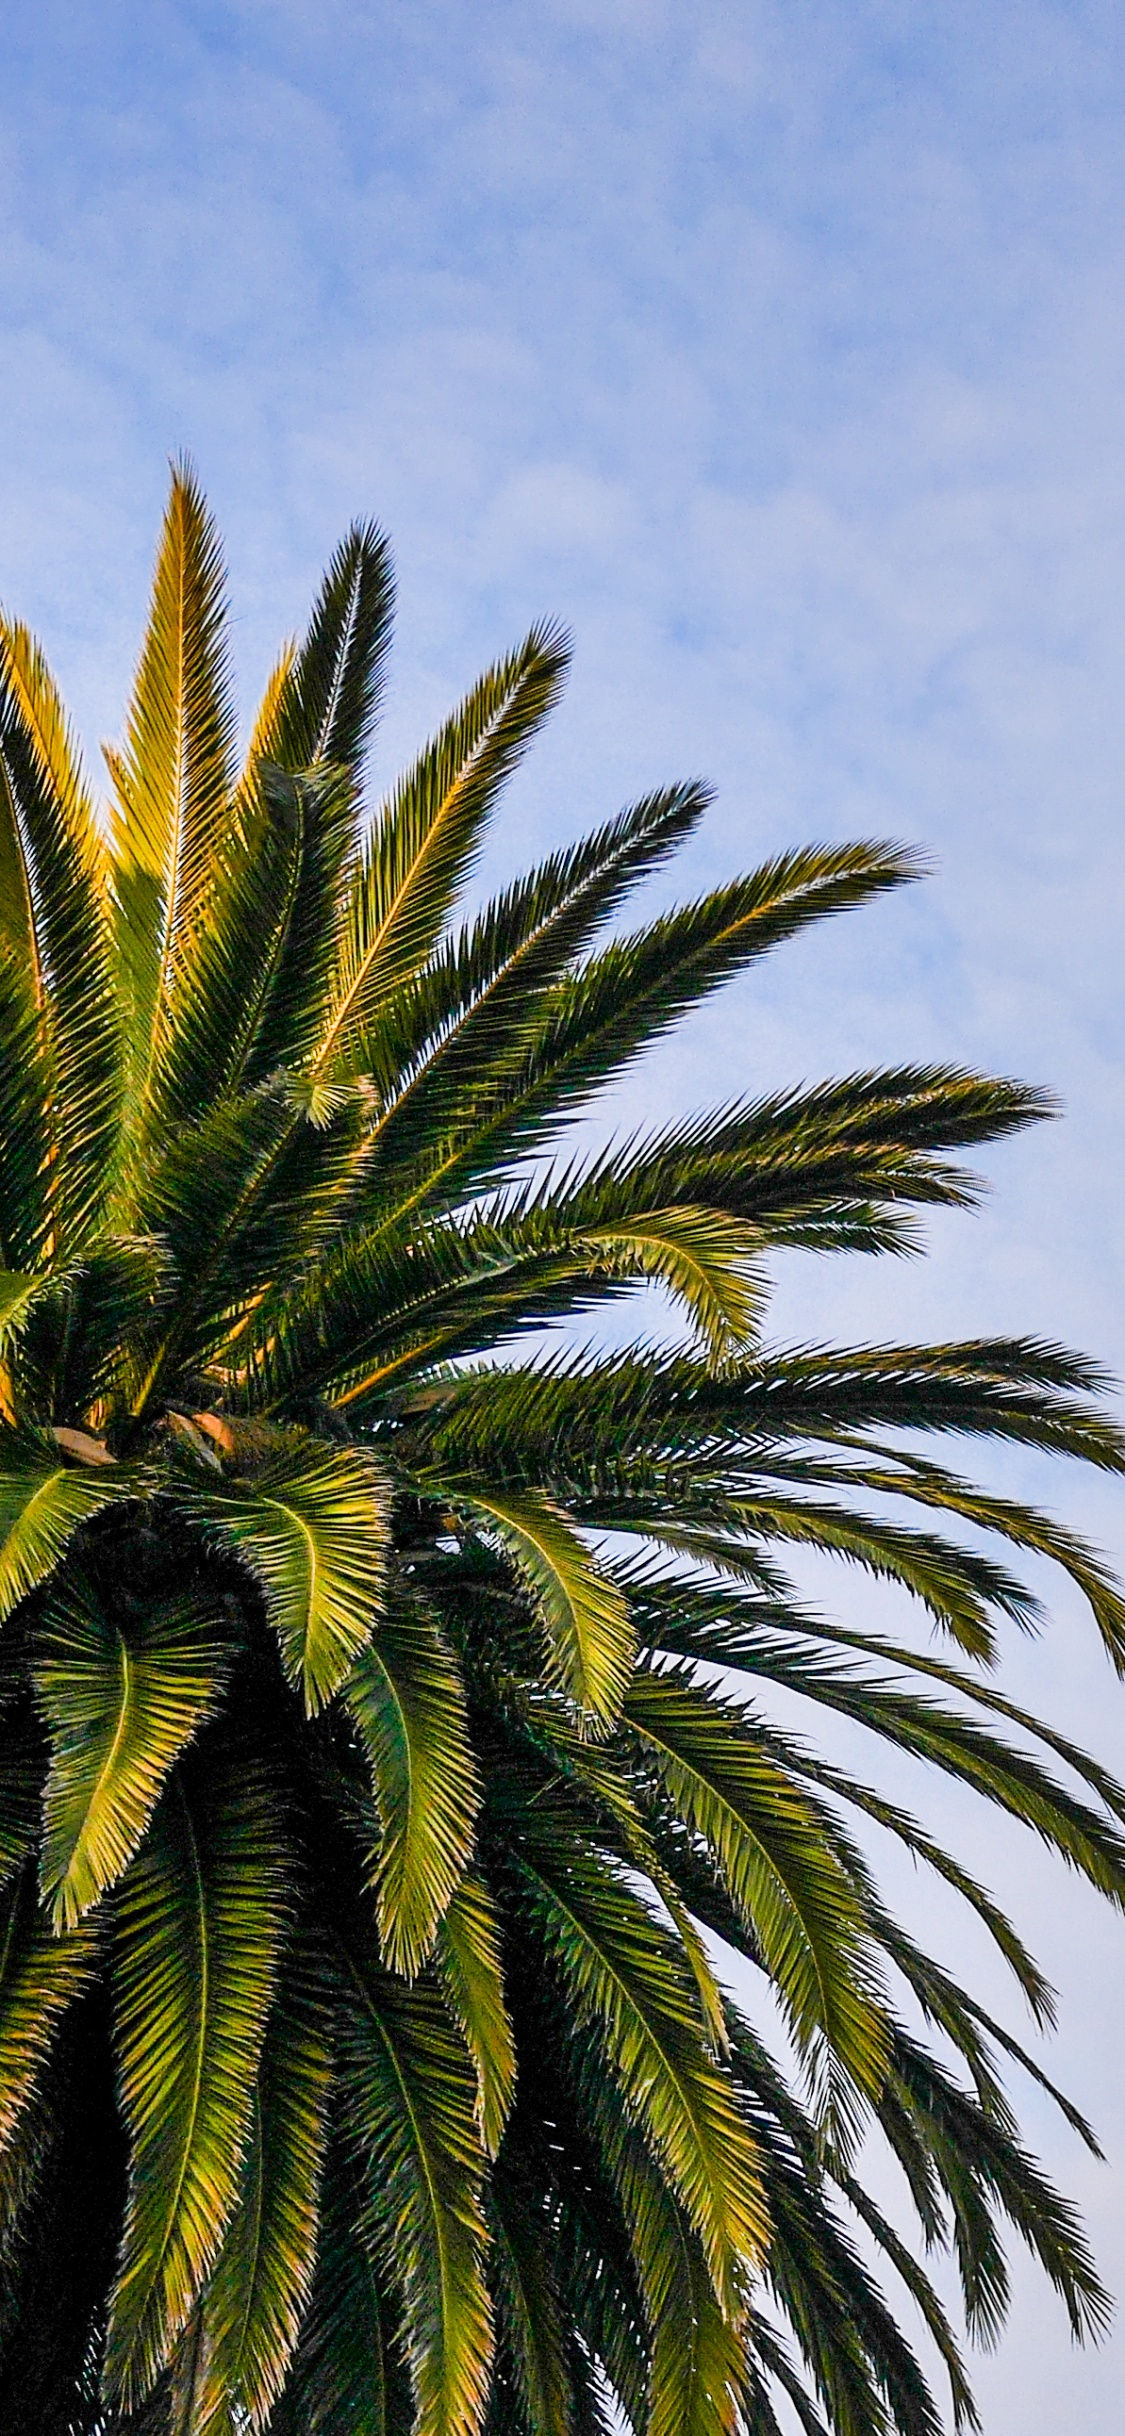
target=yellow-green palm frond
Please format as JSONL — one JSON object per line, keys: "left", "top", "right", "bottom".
{"left": 266, "top": 2143, "right": 407, "bottom": 2435}
{"left": 331, "top": 1941, "right": 494, "bottom": 2436}
{"left": 108, "top": 461, "right": 236, "bottom": 1149}
{"left": 0, "top": 1868, "right": 98, "bottom": 2152}
{"left": 513, "top": 1805, "right": 767, "bottom": 2317}
{"left": 434, "top": 1870, "right": 517, "bottom": 2159}
{"left": 451, "top": 1486, "right": 634, "bottom": 1730}
{"left": 176, "top": 1437, "right": 392, "bottom": 1714}
{"left": 315, "top": 623, "right": 569, "bottom": 1081}
{"left": 196, "top": 1954, "right": 332, "bottom": 2431}
{"left": 34, "top": 1569, "right": 228, "bottom": 1928}
{"left": 574, "top": 1206, "right": 766, "bottom": 1367}
{"left": 0, "top": 1436, "right": 135, "bottom": 1623}
{"left": 623, "top": 1663, "right": 890, "bottom": 2115}
{"left": 0, "top": 619, "right": 118, "bottom": 1252}
{"left": 345, "top": 1585, "right": 480, "bottom": 1977}
{"left": 104, "top": 1746, "right": 290, "bottom": 2410}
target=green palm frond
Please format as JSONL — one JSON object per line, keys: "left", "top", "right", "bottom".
{"left": 574, "top": 1207, "right": 766, "bottom": 1366}
{"left": 539, "top": 1066, "right": 1048, "bottom": 1248}
{"left": 664, "top": 1491, "right": 1041, "bottom": 1661}
{"left": 0, "top": 618, "right": 118, "bottom": 1252}
{"left": 0, "top": 1870, "right": 98, "bottom": 2151}
{"left": 108, "top": 462, "right": 237, "bottom": 1147}
{"left": 252, "top": 518, "right": 395, "bottom": 780}
{"left": 239, "top": 760, "right": 362, "bottom": 1090}
{"left": 487, "top": 2168, "right": 574, "bottom": 2436}
{"left": 349, "top": 781, "right": 710, "bottom": 1193}
{"left": 346, "top": 1586, "right": 480, "bottom": 1975}
{"left": 574, "top": 2066, "right": 750, "bottom": 2436}
{"left": 513, "top": 1805, "right": 767, "bottom": 2316}
{"left": 778, "top": 1440, "right": 1125, "bottom": 1670}
{"left": 104, "top": 1746, "right": 290, "bottom": 2409}
{"left": 0, "top": 1439, "right": 134, "bottom": 1623}
{"left": 36, "top": 1232, "right": 172, "bottom": 1426}
{"left": 0, "top": 1270, "right": 46, "bottom": 1355}
{"left": 624, "top": 1664, "right": 889, "bottom": 2110}
{"left": 451, "top": 1487, "right": 634, "bottom": 1729}
{"left": 315, "top": 624, "right": 569, "bottom": 1081}
{"left": 178, "top": 1437, "right": 391, "bottom": 1713}
{"left": 267, "top": 2141, "right": 407, "bottom": 2436}
{"left": 0, "top": 2001, "right": 124, "bottom": 2435}
{"left": 435, "top": 1870, "right": 517, "bottom": 2159}
{"left": 0, "top": 947, "right": 52, "bottom": 1282}
{"left": 0, "top": 1713, "right": 44, "bottom": 1894}
{"left": 197, "top": 1954, "right": 332, "bottom": 2431}
{"left": 873, "top": 2018, "right": 1111, "bottom": 2346}
{"left": 332, "top": 1938, "right": 494, "bottom": 2436}
{"left": 34, "top": 1568, "right": 228, "bottom": 1928}
{"left": 411, "top": 843, "right": 923, "bottom": 1194}
{"left": 634, "top": 1566, "right": 1125, "bottom": 1845}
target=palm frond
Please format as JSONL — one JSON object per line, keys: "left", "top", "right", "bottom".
{"left": 407, "top": 1335, "right": 1125, "bottom": 1481}
{"left": 0, "top": 1438, "right": 134, "bottom": 1623}
{"left": 252, "top": 518, "right": 395, "bottom": 778}
{"left": 875, "top": 2019, "right": 1112, "bottom": 2346}
{"left": 176, "top": 1436, "right": 391, "bottom": 1713}
{"left": 575, "top": 2068, "right": 750, "bottom": 2436}
{"left": 197, "top": 1952, "right": 332, "bottom": 2430}
{"left": 267, "top": 2138, "right": 407, "bottom": 2436}
{"left": 0, "top": 1708, "right": 45, "bottom": 1894}
{"left": 351, "top": 782, "right": 711, "bottom": 1192}
{"left": 0, "top": 1869, "right": 98, "bottom": 2151}
{"left": 435, "top": 1870, "right": 517, "bottom": 2158}
{"left": 34, "top": 1567, "right": 228, "bottom": 1928}
{"left": 0, "top": 618, "right": 118, "bottom": 1250}
{"left": 513, "top": 1805, "right": 767, "bottom": 2315}
{"left": 574, "top": 1208, "right": 765, "bottom": 1366}
{"left": 393, "top": 843, "right": 921, "bottom": 1198}
{"left": 0, "top": 947, "right": 52, "bottom": 1283}
{"left": 346, "top": 1584, "right": 480, "bottom": 1975}
{"left": 453, "top": 1486, "right": 633, "bottom": 1728}
{"left": 624, "top": 1664, "right": 889, "bottom": 2111}
{"left": 332, "top": 1940, "right": 494, "bottom": 2436}
{"left": 315, "top": 624, "right": 569, "bottom": 1080}
{"left": 108, "top": 463, "right": 236, "bottom": 1144}
{"left": 104, "top": 1744, "right": 290, "bottom": 2409}
{"left": 239, "top": 760, "right": 361, "bottom": 1088}
{"left": 488, "top": 2168, "right": 574, "bottom": 2436}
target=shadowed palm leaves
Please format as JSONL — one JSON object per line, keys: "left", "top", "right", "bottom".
{"left": 0, "top": 463, "right": 1122, "bottom": 2434}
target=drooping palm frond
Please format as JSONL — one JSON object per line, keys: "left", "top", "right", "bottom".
{"left": 34, "top": 1566, "right": 228, "bottom": 1928}
{"left": 346, "top": 1585, "right": 480, "bottom": 1977}
{"left": 330, "top": 1930, "right": 495, "bottom": 2436}
{"left": 0, "top": 471, "right": 1122, "bottom": 2434}
{"left": 104, "top": 1745, "right": 290, "bottom": 2412}
{"left": 195, "top": 1950, "right": 333, "bottom": 2431}
{"left": 178, "top": 1436, "right": 392, "bottom": 1713}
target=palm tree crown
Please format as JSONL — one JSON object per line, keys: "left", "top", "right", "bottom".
{"left": 1, "top": 465, "right": 1123, "bottom": 2436}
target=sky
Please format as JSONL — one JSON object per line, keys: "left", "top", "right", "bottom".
{"left": 2, "top": 1, "right": 1125, "bottom": 2426}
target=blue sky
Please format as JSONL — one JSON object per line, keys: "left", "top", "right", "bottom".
{"left": 2, "top": 3, "right": 1125, "bottom": 2426}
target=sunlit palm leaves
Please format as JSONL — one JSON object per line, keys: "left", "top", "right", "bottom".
{"left": 0, "top": 465, "right": 1122, "bottom": 2433}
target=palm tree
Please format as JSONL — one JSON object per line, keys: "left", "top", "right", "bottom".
{"left": 0, "top": 465, "right": 1122, "bottom": 2436}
